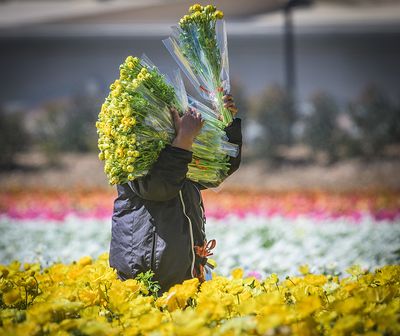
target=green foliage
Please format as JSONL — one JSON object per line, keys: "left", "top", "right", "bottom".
{"left": 135, "top": 270, "right": 161, "bottom": 297}
{"left": 253, "top": 84, "right": 400, "bottom": 164}
{"left": 255, "top": 85, "right": 295, "bottom": 159}
{"left": 348, "top": 85, "right": 400, "bottom": 157}
{"left": 0, "top": 107, "right": 30, "bottom": 168}
{"left": 62, "top": 95, "right": 101, "bottom": 153}
{"left": 31, "top": 94, "right": 101, "bottom": 163}
{"left": 303, "top": 92, "right": 344, "bottom": 163}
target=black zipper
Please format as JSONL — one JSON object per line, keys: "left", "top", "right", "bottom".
{"left": 150, "top": 226, "right": 157, "bottom": 271}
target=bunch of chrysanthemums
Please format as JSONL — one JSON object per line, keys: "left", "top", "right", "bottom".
{"left": 96, "top": 4, "right": 238, "bottom": 187}
{"left": 163, "top": 4, "right": 232, "bottom": 125}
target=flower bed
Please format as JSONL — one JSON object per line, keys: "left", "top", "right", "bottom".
{"left": 1, "top": 189, "right": 399, "bottom": 334}
{"left": 1, "top": 189, "right": 399, "bottom": 276}
{"left": 1, "top": 189, "right": 399, "bottom": 221}
{"left": 1, "top": 254, "right": 399, "bottom": 336}
{"left": 1, "top": 214, "right": 399, "bottom": 279}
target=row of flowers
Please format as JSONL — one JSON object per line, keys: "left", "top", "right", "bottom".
{"left": 1, "top": 189, "right": 400, "bottom": 221}
{"left": 1, "top": 253, "right": 399, "bottom": 336}
{"left": 1, "top": 213, "right": 399, "bottom": 279}
{"left": 1, "top": 187, "right": 398, "bottom": 334}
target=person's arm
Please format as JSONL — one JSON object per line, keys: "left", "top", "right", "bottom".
{"left": 220, "top": 93, "right": 242, "bottom": 177}
{"left": 128, "top": 108, "right": 204, "bottom": 201}
{"left": 127, "top": 145, "right": 192, "bottom": 201}
{"left": 225, "top": 117, "right": 242, "bottom": 176}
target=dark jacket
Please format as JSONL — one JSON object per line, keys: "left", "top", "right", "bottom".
{"left": 109, "top": 118, "right": 242, "bottom": 291}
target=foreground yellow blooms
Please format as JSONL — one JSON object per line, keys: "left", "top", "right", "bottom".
{"left": 1, "top": 254, "right": 399, "bottom": 336}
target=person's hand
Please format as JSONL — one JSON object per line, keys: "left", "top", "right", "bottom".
{"left": 170, "top": 107, "right": 204, "bottom": 151}
{"left": 223, "top": 93, "right": 238, "bottom": 118}
{"left": 213, "top": 92, "right": 238, "bottom": 122}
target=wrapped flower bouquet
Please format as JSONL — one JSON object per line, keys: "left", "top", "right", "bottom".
{"left": 96, "top": 56, "right": 237, "bottom": 186}
{"left": 163, "top": 4, "right": 233, "bottom": 126}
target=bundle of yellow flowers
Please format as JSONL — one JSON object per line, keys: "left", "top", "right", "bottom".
{"left": 96, "top": 56, "right": 238, "bottom": 186}
{"left": 1, "top": 254, "right": 399, "bottom": 335}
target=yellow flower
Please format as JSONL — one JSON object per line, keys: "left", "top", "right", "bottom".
{"left": 189, "top": 4, "right": 202, "bottom": 13}
{"left": 225, "top": 280, "right": 243, "bottom": 295}
{"left": 116, "top": 147, "right": 125, "bottom": 158}
{"left": 121, "top": 116, "right": 134, "bottom": 127}
{"left": 128, "top": 136, "right": 136, "bottom": 145}
{"left": 171, "top": 309, "right": 209, "bottom": 336}
{"left": 264, "top": 273, "right": 279, "bottom": 290}
{"left": 24, "top": 276, "right": 37, "bottom": 290}
{"left": 334, "top": 296, "right": 364, "bottom": 314}
{"left": 79, "top": 320, "right": 120, "bottom": 336}
{"left": 256, "top": 305, "right": 290, "bottom": 334}
{"left": 332, "top": 315, "right": 362, "bottom": 334}
{"left": 77, "top": 256, "right": 92, "bottom": 267}
{"left": 138, "top": 312, "right": 163, "bottom": 333}
{"left": 79, "top": 288, "right": 100, "bottom": 306}
{"left": 3, "top": 288, "right": 22, "bottom": 306}
{"left": 2, "top": 251, "right": 399, "bottom": 335}
{"left": 123, "top": 279, "right": 141, "bottom": 293}
{"left": 1, "top": 320, "right": 41, "bottom": 335}
{"left": 296, "top": 296, "right": 321, "bottom": 319}
{"left": 157, "top": 278, "right": 199, "bottom": 312}
{"left": 302, "top": 274, "right": 327, "bottom": 286}
{"left": 119, "top": 68, "right": 128, "bottom": 79}
{"left": 204, "top": 5, "right": 216, "bottom": 13}
{"left": 196, "top": 296, "right": 227, "bottom": 321}
{"left": 299, "top": 264, "right": 310, "bottom": 275}
{"left": 231, "top": 268, "right": 243, "bottom": 279}
{"left": 191, "top": 11, "right": 203, "bottom": 21}
{"left": 129, "top": 117, "right": 136, "bottom": 126}
{"left": 213, "top": 10, "right": 224, "bottom": 20}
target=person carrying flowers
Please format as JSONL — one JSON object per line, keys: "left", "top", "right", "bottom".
{"left": 105, "top": 3, "right": 241, "bottom": 293}
{"left": 109, "top": 96, "right": 241, "bottom": 293}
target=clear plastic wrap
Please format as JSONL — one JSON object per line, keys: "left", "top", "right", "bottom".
{"left": 163, "top": 7, "right": 233, "bottom": 126}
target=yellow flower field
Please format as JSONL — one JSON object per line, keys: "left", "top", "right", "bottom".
{"left": 1, "top": 254, "right": 399, "bottom": 336}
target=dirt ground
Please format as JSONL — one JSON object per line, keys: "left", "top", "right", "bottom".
{"left": 1, "top": 151, "right": 400, "bottom": 192}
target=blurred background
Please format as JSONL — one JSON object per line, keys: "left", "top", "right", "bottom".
{"left": 0, "top": 0, "right": 399, "bottom": 190}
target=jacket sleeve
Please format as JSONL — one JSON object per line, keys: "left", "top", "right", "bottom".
{"left": 127, "top": 144, "right": 192, "bottom": 201}
{"left": 225, "top": 118, "right": 242, "bottom": 176}
{"left": 196, "top": 118, "right": 243, "bottom": 190}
